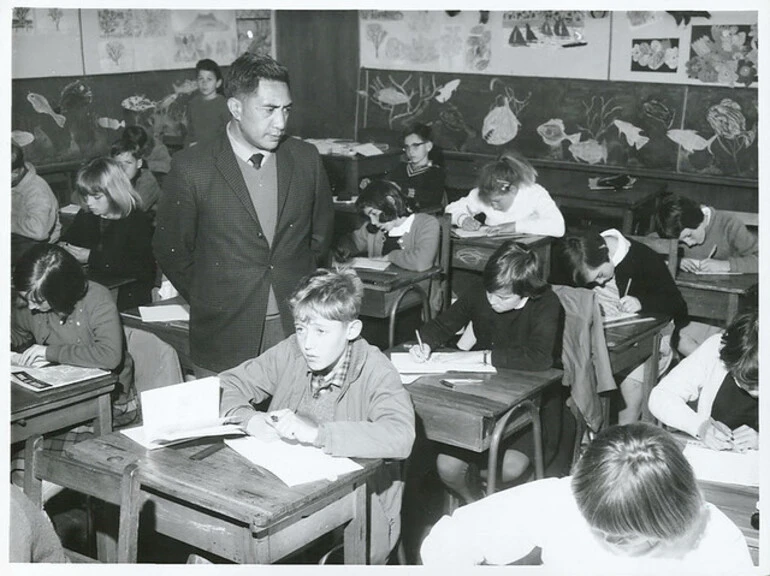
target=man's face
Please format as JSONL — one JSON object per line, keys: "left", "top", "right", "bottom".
{"left": 229, "top": 80, "right": 292, "bottom": 151}
{"left": 294, "top": 316, "right": 360, "bottom": 373}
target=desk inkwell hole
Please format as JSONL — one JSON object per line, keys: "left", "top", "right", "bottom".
{"left": 107, "top": 455, "right": 125, "bottom": 463}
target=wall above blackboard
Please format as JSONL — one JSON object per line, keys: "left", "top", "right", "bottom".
{"left": 357, "top": 68, "right": 757, "bottom": 181}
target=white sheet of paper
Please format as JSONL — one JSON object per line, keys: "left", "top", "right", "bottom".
{"left": 351, "top": 257, "right": 391, "bottom": 271}
{"left": 139, "top": 304, "right": 190, "bottom": 322}
{"left": 691, "top": 270, "right": 743, "bottom": 275}
{"left": 141, "top": 377, "right": 222, "bottom": 441}
{"left": 353, "top": 142, "right": 384, "bottom": 156}
{"left": 400, "top": 374, "right": 421, "bottom": 384}
{"left": 224, "top": 436, "right": 362, "bottom": 487}
{"left": 121, "top": 423, "right": 243, "bottom": 450}
{"left": 59, "top": 203, "right": 82, "bottom": 214}
{"left": 683, "top": 443, "right": 759, "bottom": 487}
{"left": 390, "top": 351, "right": 496, "bottom": 374}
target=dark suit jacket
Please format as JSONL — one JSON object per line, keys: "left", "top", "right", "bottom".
{"left": 153, "top": 133, "right": 334, "bottom": 372}
{"left": 62, "top": 210, "right": 155, "bottom": 311}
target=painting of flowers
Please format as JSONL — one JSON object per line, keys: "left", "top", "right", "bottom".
{"left": 686, "top": 24, "right": 757, "bottom": 87}
{"left": 630, "top": 38, "right": 678, "bottom": 73}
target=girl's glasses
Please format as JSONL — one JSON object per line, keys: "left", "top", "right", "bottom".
{"left": 402, "top": 142, "right": 426, "bottom": 151}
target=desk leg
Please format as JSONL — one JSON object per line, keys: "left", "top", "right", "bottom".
{"left": 343, "top": 481, "right": 368, "bottom": 565}
{"left": 95, "top": 502, "right": 119, "bottom": 563}
{"left": 640, "top": 332, "right": 661, "bottom": 424}
{"left": 622, "top": 210, "right": 634, "bottom": 235}
{"left": 96, "top": 393, "right": 113, "bottom": 436}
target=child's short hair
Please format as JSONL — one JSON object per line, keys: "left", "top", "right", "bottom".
{"left": 13, "top": 243, "right": 88, "bottom": 317}
{"left": 402, "top": 122, "right": 433, "bottom": 143}
{"left": 75, "top": 157, "right": 140, "bottom": 217}
{"left": 572, "top": 423, "right": 703, "bottom": 542}
{"left": 119, "top": 125, "right": 151, "bottom": 158}
{"left": 483, "top": 240, "right": 547, "bottom": 298}
{"left": 655, "top": 193, "right": 705, "bottom": 239}
{"left": 196, "top": 58, "right": 225, "bottom": 95}
{"left": 355, "top": 179, "right": 409, "bottom": 222}
{"left": 289, "top": 268, "right": 364, "bottom": 324}
{"left": 556, "top": 234, "right": 610, "bottom": 286}
{"left": 11, "top": 140, "right": 24, "bottom": 170}
{"left": 225, "top": 53, "right": 289, "bottom": 100}
{"left": 110, "top": 137, "right": 143, "bottom": 161}
{"left": 720, "top": 309, "right": 759, "bottom": 392}
{"left": 478, "top": 151, "right": 538, "bottom": 203}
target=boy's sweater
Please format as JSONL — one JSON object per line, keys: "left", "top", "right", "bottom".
{"left": 418, "top": 279, "right": 563, "bottom": 371}
{"left": 185, "top": 93, "right": 230, "bottom": 147}
{"left": 682, "top": 207, "right": 758, "bottom": 273}
{"left": 11, "top": 162, "right": 61, "bottom": 242}
{"left": 133, "top": 169, "right": 162, "bottom": 212}
{"left": 388, "top": 162, "right": 446, "bottom": 212}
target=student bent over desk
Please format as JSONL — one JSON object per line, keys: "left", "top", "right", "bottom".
{"left": 219, "top": 269, "right": 415, "bottom": 564}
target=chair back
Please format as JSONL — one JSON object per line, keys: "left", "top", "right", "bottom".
{"left": 124, "top": 326, "right": 184, "bottom": 394}
{"left": 627, "top": 235, "right": 678, "bottom": 278}
{"left": 436, "top": 214, "right": 452, "bottom": 311}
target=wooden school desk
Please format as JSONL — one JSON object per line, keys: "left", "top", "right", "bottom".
{"left": 604, "top": 315, "right": 671, "bottom": 423}
{"left": 403, "top": 366, "right": 563, "bottom": 493}
{"left": 121, "top": 297, "right": 192, "bottom": 374}
{"left": 675, "top": 272, "right": 758, "bottom": 326}
{"left": 451, "top": 233, "right": 553, "bottom": 276}
{"left": 11, "top": 373, "right": 117, "bottom": 448}
{"left": 700, "top": 481, "right": 759, "bottom": 565}
{"left": 36, "top": 432, "right": 381, "bottom": 564}
{"left": 323, "top": 148, "right": 402, "bottom": 200}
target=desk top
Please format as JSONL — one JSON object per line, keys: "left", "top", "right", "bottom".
{"left": 11, "top": 373, "right": 117, "bottom": 421}
{"left": 604, "top": 315, "right": 670, "bottom": 350}
{"left": 538, "top": 175, "right": 664, "bottom": 208}
{"left": 121, "top": 296, "right": 189, "bottom": 330}
{"left": 675, "top": 272, "right": 759, "bottom": 294}
{"left": 699, "top": 480, "right": 759, "bottom": 551}
{"left": 355, "top": 266, "right": 440, "bottom": 292}
{"left": 65, "top": 432, "right": 381, "bottom": 529}
{"left": 450, "top": 233, "right": 552, "bottom": 251}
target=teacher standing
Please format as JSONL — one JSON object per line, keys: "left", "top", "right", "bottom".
{"left": 154, "top": 53, "right": 334, "bottom": 375}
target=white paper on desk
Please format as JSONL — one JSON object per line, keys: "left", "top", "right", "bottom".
{"left": 390, "top": 351, "right": 497, "bottom": 374}
{"left": 400, "top": 374, "right": 422, "bottom": 384}
{"left": 690, "top": 270, "right": 743, "bottom": 275}
{"left": 683, "top": 442, "right": 759, "bottom": 487}
{"left": 121, "top": 423, "right": 243, "bottom": 450}
{"left": 224, "top": 436, "right": 362, "bottom": 487}
{"left": 353, "top": 142, "right": 384, "bottom": 156}
{"left": 60, "top": 203, "right": 82, "bottom": 215}
{"left": 350, "top": 257, "right": 391, "bottom": 271}
{"left": 451, "top": 227, "right": 526, "bottom": 239}
{"left": 138, "top": 304, "right": 190, "bottom": 322}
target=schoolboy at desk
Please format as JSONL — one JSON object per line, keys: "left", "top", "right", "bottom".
{"left": 649, "top": 309, "right": 758, "bottom": 452}
{"left": 409, "top": 240, "right": 563, "bottom": 503}
{"left": 219, "top": 268, "right": 415, "bottom": 564}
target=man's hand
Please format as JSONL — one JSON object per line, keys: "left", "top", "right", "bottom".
{"left": 267, "top": 409, "right": 320, "bottom": 445}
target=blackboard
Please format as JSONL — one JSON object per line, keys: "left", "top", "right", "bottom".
{"left": 358, "top": 67, "right": 758, "bottom": 181}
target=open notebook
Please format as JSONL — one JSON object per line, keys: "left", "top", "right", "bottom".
{"left": 682, "top": 440, "right": 759, "bottom": 487}
{"left": 390, "top": 351, "right": 496, "bottom": 374}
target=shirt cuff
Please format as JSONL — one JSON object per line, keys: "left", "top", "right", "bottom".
{"left": 315, "top": 424, "right": 328, "bottom": 449}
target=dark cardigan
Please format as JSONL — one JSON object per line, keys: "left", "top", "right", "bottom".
{"left": 418, "top": 279, "right": 563, "bottom": 371}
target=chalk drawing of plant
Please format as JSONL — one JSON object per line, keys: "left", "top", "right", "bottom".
{"left": 366, "top": 24, "right": 387, "bottom": 58}
{"left": 106, "top": 41, "right": 125, "bottom": 66}
{"left": 48, "top": 9, "right": 64, "bottom": 31}
{"left": 360, "top": 75, "right": 442, "bottom": 128}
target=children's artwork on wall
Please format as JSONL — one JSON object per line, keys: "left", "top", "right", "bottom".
{"left": 81, "top": 9, "right": 237, "bottom": 74}
{"left": 359, "top": 11, "right": 610, "bottom": 79}
{"left": 625, "top": 12, "right": 660, "bottom": 28}
{"left": 610, "top": 11, "right": 757, "bottom": 87}
{"left": 12, "top": 8, "right": 84, "bottom": 78}
{"left": 237, "top": 16, "right": 273, "bottom": 57}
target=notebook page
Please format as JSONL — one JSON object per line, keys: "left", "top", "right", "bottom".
{"left": 390, "top": 352, "right": 496, "bottom": 374}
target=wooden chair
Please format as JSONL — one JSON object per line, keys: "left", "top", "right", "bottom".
{"left": 386, "top": 214, "right": 452, "bottom": 348}
{"left": 23, "top": 435, "right": 144, "bottom": 563}
{"left": 627, "top": 235, "right": 678, "bottom": 278}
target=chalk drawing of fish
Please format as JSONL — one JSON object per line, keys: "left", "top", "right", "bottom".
{"left": 172, "top": 79, "right": 199, "bottom": 95}
{"left": 27, "top": 93, "right": 66, "bottom": 128}
{"left": 97, "top": 117, "right": 126, "bottom": 130}
{"left": 536, "top": 119, "right": 581, "bottom": 147}
{"left": 155, "top": 93, "right": 179, "bottom": 109}
{"left": 435, "top": 79, "right": 461, "bottom": 103}
{"left": 666, "top": 129, "right": 717, "bottom": 154}
{"left": 11, "top": 130, "right": 35, "bottom": 147}
{"left": 569, "top": 138, "right": 607, "bottom": 164}
{"left": 613, "top": 119, "right": 649, "bottom": 150}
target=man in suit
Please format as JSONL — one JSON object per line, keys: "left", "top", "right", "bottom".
{"left": 153, "top": 53, "right": 334, "bottom": 375}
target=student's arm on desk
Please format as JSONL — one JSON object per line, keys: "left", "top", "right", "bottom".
{"left": 421, "top": 477, "right": 560, "bottom": 565}
{"left": 445, "top": 189, "right": 483, "bottom": 227}
{"left": 723, "top": 214, "right": 758, "bottom": 273}
{"left": 648, "top": 334, "right": 723, "bottom": 438}
{"left": 318, "top": 360, "right": 415, "bottom": 459}
{"left": 387, "top": 214, "right": 439, "bottom": 272}
{"left": 419, "top": 293, "right": 475, "bottom": 351}
{"left": 218, "top": 342, "right": 284, "bottom": 423}
{"left": 152, "top": 158, "right": 197, "bottom": 300}
{"left": 512, "top": 183, "right": 566, "bottom": 238}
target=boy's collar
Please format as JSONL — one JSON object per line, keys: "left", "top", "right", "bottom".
{"left": 387, "top": 213, "right": 416, "bottom": 237}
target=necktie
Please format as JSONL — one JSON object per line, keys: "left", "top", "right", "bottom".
{"left": 250, "top": 153, "right": 264, "bottom": 169}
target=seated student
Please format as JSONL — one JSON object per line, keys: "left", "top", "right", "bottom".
{"left": 111, "top": 127, "right": 163, "bottom": 213}
{"left": 444, "top": 151, "right": 565, "bottom": 237}
{"left": 60, "top": 157, "right": 156, "bottom": 311}
{"left": 649, "top": 309, "right": 758, "bottom": 452}
{"left": 10, "top": 485, "right": 68, "bottom": 563}
{"left": 334, "top": 179, "right": 440, "bottom": 272}
{"left": 409, "top": 241, "right": 563, "bottom": 503}
{"left": 11, "top": 245, "right": 138, "bottom": 492}
{"left": 11, "top": 140, "right": 61, "bottom": 266}
{"left": 386, "top": 123, "right": 446, "bottom": 213}
{"left": 420, "top": 423, "right": 753, "bottom": 571}
{"left": 219, "top": 269, "right": 415, "bottom": 564}
{"left": 553, "top": 230, "right": 688, "bottom": 424}
{"left": 654, "top": 193, "right": 758, "bottom": 356}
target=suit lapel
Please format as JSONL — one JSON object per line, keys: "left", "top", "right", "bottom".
{"left": 214, "top": 137, "right": 261, "bottom": 227}
{"left": 275, "top": 140, "right": 294, "bottom": 227}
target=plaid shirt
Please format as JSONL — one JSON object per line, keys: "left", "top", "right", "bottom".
{"left": 309, "top": 343, "right": 352, "bottom": 399}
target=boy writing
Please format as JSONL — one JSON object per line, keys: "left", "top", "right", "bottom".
{"left": 219, "top": 268, "right": 415, "bottom": 564}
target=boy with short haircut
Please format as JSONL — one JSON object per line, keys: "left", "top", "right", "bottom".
{"left": 185, "top": 58, "right": 230, "bottom": 148}
{"left": 11, "top": 141, "right": 61, "bottom": 265}
{"left": 111, "top": 133, "right": 162, "bottom": 213}
{"left": 219, "top": 268, "right": 415, "bottom": 564}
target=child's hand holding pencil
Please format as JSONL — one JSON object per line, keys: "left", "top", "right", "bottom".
{"left": 619, "top": 278, "right": 641, "bottom": 313}
{"left": 409, "top": 330, "right": 432, "bottom": 362}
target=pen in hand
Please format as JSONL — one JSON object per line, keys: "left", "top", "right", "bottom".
{"left": 623, "top": 278, "right": 633, "bottom": 298}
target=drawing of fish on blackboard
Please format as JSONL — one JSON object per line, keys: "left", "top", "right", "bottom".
{"left": 27, "top": 93, "right": 66, "bottom": 128}
{"left": 612, "top": 119, "right": 649, "bottom": 150}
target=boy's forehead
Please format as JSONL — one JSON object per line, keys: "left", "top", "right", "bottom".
{"left": 295, "top": 316, "right": 346, "bottom": 329}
